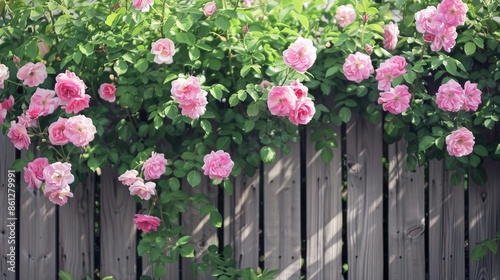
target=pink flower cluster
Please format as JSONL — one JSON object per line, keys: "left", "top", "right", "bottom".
{"left": 335, "top": 4, "right": 356, "bottom": 28}
{"left": 132, "top": 0, "right": 154, "bottom": 12}
{"left": 24, "top": 157, "right": 49, "bottom": 189}
{"left": 171, "top": 76, "right": 208, "bottom": 119}
{"left": 48, "top": 115, "right": 96, "bottom": 147}
{"left": 151, "top": 38, "right": 175, "bottom": 65}
{"left": 0, "top": 63, "right": 9, "bottom": 89}
{"left": 26, "top": 88, "right": 59, "bottom": 119}
{"left": 283, "top": 37, "right": 317, "bottom": 73}
{"left": 134, "top": 214, "right": 161, "bottom": 233}
{"left": 43, "top": 162, "right": 75, "bottom": 206}
{"left": 446, "top": 127, "right": 474, "bottom": 157}
{"left": 343, "top": 52, "right": 374, "bottom": 83}
{"left": 415, "top": 0, "right": 467, "bottom": 52}
{"left": 0, "top": 96, "right": 14, "bottom": 124}
{"left": 55, "top": 70, "right": 90, "bottom": 114}
{"left": 17, "top": 62, "right": 47, "bottom": 87}
{"left": 378, "top": 85, "right": 412, "bottom": 115}
{"left": 202, "top": 150, "right": 234, "bottom": 180}
{"left": 375, "top": 56, "right": 407, "bottom": 91}
{"left": 383, "top": 22, "right": 399, "bottom": 50}
{"left": 267, "top": 80, "right": 316, "bottom": 125}
{"left": 435, "top": 80, "right": 482, "bottom": 112}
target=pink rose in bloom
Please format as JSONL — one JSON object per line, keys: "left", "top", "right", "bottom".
{"left": 29, "top": 88, "right": 59, "bottom": 116}
{"left": 243, "top": 0, "right": 254, "bottom": 7}
{"left": 132, "top": 0, "right": 154, "bottom": 12}
{"left": 260, "top": 80, "right": 272, "bottom": 92}
{"left": 0, "top": 63, "right": 9, "bottom": 89}
{"left": 383, "top": 22, "right": 399, "bottom": 50}
{"left": 283, "top": 37, "right": 317, "bottom": 73}
{"left": 44, "top": 185, "right": 73, "bottom": 206}
{"left": 171, "top": 76, "right": 202, "bottom": 102}
{"left": 289, "top": 80, "right": 308, "bottom": 99}
{"left": 118, "top": 170, "right": 142, "bottom": 186}
{"left": 48, "top": 117, "right": 69, "bottom": 145}
{"left": 151, "top": 38, "right": 175, "bottom": 64}
{"left": 203, "top": 2, "right": 216, "bottom": 17}
{"left": 142, "top": 152, "right": 167, "bottom": 180}
{"left": 202, "top": 150, "right": 234, "bottom": 180}
{"left": 446, "top": 127, "right": 475, "bottom": 157}
{"left": 129, "top": 181, "right": 156, "bottom": 200}
{"left": 62, "top": 94, "right": 91, "bottom": 114}
{"left": 134, "top": 214, "right": 161, "bottom": 233}
{"left": 462, "top": 81, "right": 482, "bottom": 112}
{"left": 0, "top": 96, "right": 14, "bottom": 124}
{"left": 415, "top": 6, "right": 438, "bottom": 34}
{"left": 386, "top": 56, "right": 407, "bottom": 71}
{"left": 98, "top": 83, "right": 116, "bottom": 102}
{"left": 375, "top": 56, "right": 407, "bottom": 91}
{"left": 178, "top": 94, "right": 208, "bottom": 119}
{"left": 16, "top": 62, "right": 47, "bottom": 87}
{"left": 43, "top": 162, "right": 75, "bottom": 190}
{"left": 267, "top": 86, "right": 297, "bottom": 117}
{"left": 430, "top": 26, "right": 457, "bottom": 53}
{"left": 18, "top": 113, "right": 38, "bottom": 128}
{"left": 437, "top": 0, "right": 468, "bottom": 27}
{"left": 436, "top": 79, "right": 464, "bottom": 112}
{"left": 64, "top": 115, "right": 96, "bottom": 147}
{"left": 23, "top": 157, "right": 49, "bottom": 189}
{"left": 55, "top": 70, "right": 87, "bottom": 105}
{"left": 335, "top": 4, "right": 357, "bottom": 28}
{"left": 342, "top": 52, "right": 374, "bottom": 83}
{"left": 289, "top": 97, "right": 316, "bottom": 125}
{"left": 37, "top": 41, "right": 50, "bottom": 57}
{"left": 7, "top": 121, "right": 30, "bottom": 150}
{"left": 378, "top": 85, "right": 412, "bottom": 115}
{"left": 26, "top": 105, "right": 43, "bottom": 119}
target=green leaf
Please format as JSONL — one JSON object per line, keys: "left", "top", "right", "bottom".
{"left": 155, "top": 264, "right": 166, "bottom": 278}
{"left": 26, "top": 40, "right": 39, "bottom": 59}
{"left": 260, "top": 146, "right": 276, "bottom": 163}
{"left": 10, "top": 159, "right": 27, "bottom": 171}
{"left": 443, "top": 58, "right": 457, "bottom": 76}
{"left": 200, "top": 119, "right": 212, "bottom": 134}
{"left": 471, "top": 245, "right": 488, "bottom": 261}
{"left": 450, "top": 172, "right": 463, "bottom": 186}
{"left": 58, "top": 270, "right": 74, "bottom": 280}
{"left": 105, "top": 12, "right": 118, "bottom": 27}
{"left": 338, "top": 107, "right": 351, "bottom": 123}
{"left": 418, "top": 136, "right": 435, "bottom": 151}
{"left": 291, "top": 11, "right": 309, "bottom": 29}
{"left": 247, "top": 102, "right": 259, "bottom": 117}
{"left": 214, "top": 16, "right": 231, "bottom": 30}
{"left": 223, "top": 179, "right": 233, "bottom": 195}
{"left": 210, "top": 211, "right": 223, "bottom": 228}
{"left": 176, "top": 17, "right": 193, "bottom": 31}
{"left": 114, "top": 60, "right": 128, "bottom": 76}
{"left": 180, "top": 244, "right": 195, "bottom": 257}
{"left": 464, "top": 42, "right": 476, "bottom": 56}
{"left": 216, "top": 136, "right": 231, "bottom": 150}
{"left": 168, "top": 177, "right": 180, "bottom": 191}
{"left": 485, "top": 240, "right": 498, "bottom": 254}
{"left": 243, "top": 119, "right": 255, "bottom": 132}
{"left": 176, "top": 235, "right": 192, "bottom": 246}
{"left": 320, "top": 147, "right": 333, "bottom": 163}
{"left": 134, "top": 58, "right": 149, "bottom": 73}
{"left": 175, "top": 32, "right": 196, "bottom": 46}
{"left": 187, "top": 170, "right": 201, "bottom": 187}
{"left": 473, "top": 145, "right": 488, "bottom": 157}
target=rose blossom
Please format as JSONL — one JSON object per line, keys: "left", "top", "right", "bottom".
{"left": 0, "top": 63, "right": 9, "bottom": 89}
{"left": 18, "top": 113, "right": 38, "bottom": 128}
{"left": 383, "top": 22, "right": 399, "bottom": 50}
{"left": 132, "top": 0, "right": 154, "bottom": 12}
{"left": 16, "top": 62, "right": 47, "bottom": 87}
{"left": 44, "top": 185, "right": 74, "bottom": 206}
{"left": 415, "top": 6, "right": 438, "bottom": 34}
{"left": 134, "top": 214, "right": 161, "bottom": 233}
{"left": 98, "top": 83, "right": 116, "bottom": 102}
{"left": 375, "top": 56, "right": 407, "bottom": 91}
{"left": 342, "top": 52, "right": 374, "bottom": 83}
{"left": 37, "top": 41, "right": 50, "bottom": 57}
{"left": 243, "top": 0, "right": 254, "bottom": 7}
{"left": 48, "top": 117, "right": 69, "bottom": 145}
{"left": 289, "top": 97, "right": 316, "bottom": 125}
{"left": 13, "top": 55, "right": 20, "bottom": 65}
{"left": 378, "top": 85, "right": 412, "bottom": 115}
{"left": 142, "top": 152, "right": 167, "bottom": 180}
{"left": 267, "top": 86, "right": 297, "bottom": 117}
{"left": 54, "top": 70, "right": 87, "bottom": 105}
{"left": 26, "top": 105, "right": 43, "bottom": 119}
{"left": 29, "top": 88, "right": 59, "bottom": 116}
{"left": 63, "top": 115, "right": 96, "bottom": 147}
{"left": 171, "top": 76, "right": 202, "bottom": 102}
{"left": 462, "top": 81, "right": 482, "bottom": 112}
{"left": 430, "top": 26, "right": 457, "bottom": 53}
{"left": 202, "top": 150, "right": 234, "bottom": 180}
{"left": 437, "top": 0, "right": 468, "bottom": 27}
{"left": 118, "top": 170, "right": 142, "bottom": 186}
{"left": 43, "top": 162, "right": 75, "bottom": 190}
{"left": 23, "top": 157, "right": 49, "bottom": 189}
{"left": 282, "top": 37, "right": 317, "bottom": 73}
{"left": 260, "top": 80, "right": 272, "bottom": 92}
{"left": 436, "top": 79, "right": 464, "bottom": 112}
{"left": 289, "top": 80, "right": 308, "bottom": 99}
{"left": 203, "top": 2, "right": 216, "bottom": 17}
{"left": 7, "top": 121, "right": 30, "bottom": 150}
{"left": 62, "top": 94, "right": 91, "bottom": 114}
{"left": 178, "top": 94, "right": 208, "bottom": 119}
{"left": 129, "top": 181, "right": 156, "bottom": 200}
{"left": 151, "top": 38, "right": 175, "bottom": 64}
{"left": 0, "top": 96, "right": 14, "bottom": 125}
{"left": 335, "top": 4, "right": 357, "bottom": 28}
{"left": 365, "top": 44, "right": 373, "bottom": 54}
{"left": 446, "top": 127, "right": 475, "bottom": 157}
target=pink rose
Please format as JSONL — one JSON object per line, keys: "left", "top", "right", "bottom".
{"left": 16, "top": 62, "right": 47, "bottom": 87}
{"left": 378, "top": 85, "right": 412, "bottom": 115}
{"left": 243, "top": 24, "right": 249, "bottom": 33}
{"left": 7, "top": 121, "right": 30, "bottom": 150}
{"left": 151, "top": 38, "right": 175, "bottom": 64}
{"left": 43, "top": 162, "right": 75, "bottom": 190}
{"left": 132, "top": 0, "right": 154, "bottom": 12}
{"left": 171, "top": 76, "right": 202, "bottom": 102}
{"left": 446, "top": 127, "right": 475, "bottom": 157}
{"left": 462, "top": 81, "right": 482, "bottom": 112}
{"left": 436, "top": 79, "right": 464, "bottom": 112}
{"left": 98, "top": 83, "right": 116, "bottom": 102}
{"left": 202, "top": 150, "right": 234, "bottom": 180}
{"left": 289, "top": 80, "right": 308, "bottom": 99}
{"left": 267, "top": 86, "right": 297, "bottom": 117}
{"left": 23, "top": 157, "right": 49, "bottom": 189}
{"left": 260, "top": 80, "right": 272, "bottom": 92}
{"left": 13, "top": 55, "right": 20, "bottom": 65}
{"left": 342, "top": 52, "right": 374, "bottom": 83}
{"left": 178, "top": 94, "right": 208, "bottom": 119}
{"left": 335, "top": 4, "right": 356, "bottom": 28}
{"left": 37, "top": 41, "right": 50, "bottom": 57}
{"left": 383, "top": 22, "right": 399, "bottom": 50}
{"left": 375, "top": 56, "right": 407, "bottom": 91}
{"left": 129, "top": 181, "right": 156, "bottom": 200}
{"left": 29, "top": 88, "right": 59, "bottom": 116}
{"left": 365, "top": 44, "right": 373, "bottom": 54}
{"left": 118, "top": 170, "right": 142, "bottom": 186}
{"left": 415, "top": 6, "right": 438, "bottom": 34}
{"left": 62, "top": 94, "right": 91, "bottom": 114}
{"left": 55, "top": 70, "right": 87, "bottom": 105}
{"left": 26, "top": 105, "right": 43, "bottom": 119}
{"left": 203, "top": 2, "right": 216, "bottom": 17}
{"left": 48, "top": 117, "right": 69, "bottom": 145}
{"left": 134, "top": 214, "right": 161, "bottom": 233}
{"left": 0, "top": 96, "right": 14, "bottom": 125}
{"left": 386, "top": 56, "right": 407, "bottom": 71}
{"left": 44, "top": 185, "right": 73, "bottom": 206}
{"left": 142, "top": 152, "right": 167, "bottom": 180}
{"left": 64, "top": 115, "right": 96, "bottom": 147}
{"left": 289, "top": 97, "right": 316, "bottom": 125}
{"left": 437, "top": 0, "right": 468, "bottom": 27}
{"left": 0, "top": 63, "right": 9, "bottom": 89}
{"left": 18, "top": 113, "right": 38, "bottom": 128}
{"left": 430, "top": 26, "right": 457, "bottom": 53}
{"left": 243, "top": 0, "right": 254, "bottom": 7}
{"left": 283, "top": 37, "right": 317, "bottom": 73}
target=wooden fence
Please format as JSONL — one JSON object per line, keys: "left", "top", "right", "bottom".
{"left": 1, "top": 116, "right": 499, "bottom": 280}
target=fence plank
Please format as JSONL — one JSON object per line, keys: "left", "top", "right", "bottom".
{"left": 428, "top": 160, "right": 465, "bottom": 280}
{"left": 263, "top": 141, "right": 301, "bottom": 279}
{"left": 0, "top": 135, "right": 17, "bottom": 280}
{"left": 224, "top": 173, "right": 259, "bottom": 270}
{"left": 100, "top": 168, "right": 137, "bottom": 279}
{"left": 469, "top": 159, "right": 500, "bottom": 279}
{"left": 346, "top": 115, "right": 383, "bottom": 280}
{"left": 58, "top": 174, "right": 95, "bottom": 279}
{"left": 388, "top": 140, "right": 425, "bottom": 279}
{"left": 306, "top": 125, "right": 343, "bottom": 280}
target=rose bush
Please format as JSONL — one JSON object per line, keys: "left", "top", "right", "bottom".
{"left": 1, "top": 0, "right": 499, "bottom": 278}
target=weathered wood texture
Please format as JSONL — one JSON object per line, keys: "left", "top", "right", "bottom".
{"left": 263, "top": 142, "right": 301, "bottom": 279}
{"left": 346, "top": 115, "right": 384, "bottom": 280}
{"left": 306, "top": 125, "right": 343, "bottom": 280}
{"left": 388, "top": 141, "right": 426, "bottom": 280}
{"left": 429, "top": 160, "right": 465, "bottom": 280}
{"left": 469, "top": 159, "right": 500, "bottom": 279}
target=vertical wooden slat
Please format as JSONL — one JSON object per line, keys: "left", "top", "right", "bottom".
{"left": 100, "top": 168, "right": 137, "bottom": 279}
{"left": 0, "top": 135, "right": 17, "bottom": 280}
{"left": 58, "top": 174, "right": 95, "bottom": 279}
{"left": 469, "top": 159, "right": 500, "bottom": 279}
{"left": 306, "top": 125, "right": 343, "bottom": 279}
{"left": 224, "top": 173, "right": 259, "bottom": 269}
{"left": 428, "top": 160, "right": 465, "bottom": 279}
{"left": 345, "top": 115, "right": 383, "bottom": 280}
{"left": 263, "top": 141, "right": 301, "bottom": 279}
{"left": 181, "top": 177, "right": 218, "bottom": 280}
{"left": 388, "top": 140, "right": 425, "bottom": 279}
